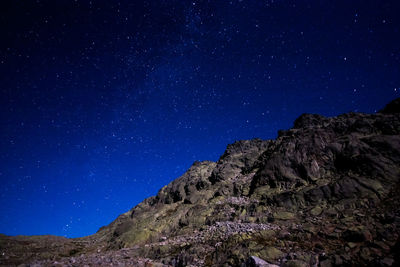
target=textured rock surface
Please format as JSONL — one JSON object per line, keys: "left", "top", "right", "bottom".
{"left": 1, "top": 98, "right": 400, "bottom": 266}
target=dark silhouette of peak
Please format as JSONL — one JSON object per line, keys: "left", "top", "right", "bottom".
{"left": 380, "top": 97, "right": 400, "bottom": 114}
{"left": 293, "top": 113, "right": 327, "bottom": 129}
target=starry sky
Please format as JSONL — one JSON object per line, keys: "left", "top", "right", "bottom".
{"left": 0, "top": 0, "right": 399, "bottom": 238}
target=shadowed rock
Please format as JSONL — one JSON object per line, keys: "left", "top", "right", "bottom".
{"left": 1, "top": 98, "right": 400, "bottom": 266}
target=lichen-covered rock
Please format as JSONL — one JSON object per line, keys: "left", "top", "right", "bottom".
{"left": 1, "top": 98, "right": 400, "bottom": 267}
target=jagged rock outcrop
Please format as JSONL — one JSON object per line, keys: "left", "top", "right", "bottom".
{"left": 1, "top": 98, "right": 400, "bottom": 267}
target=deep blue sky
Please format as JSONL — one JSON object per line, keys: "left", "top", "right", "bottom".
{"left": 0, "top": 0, "right": 399, "bottom": 238}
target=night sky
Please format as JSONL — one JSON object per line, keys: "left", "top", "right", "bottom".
{"left": 1, "top": 0, "right": 399, "bottom": 238}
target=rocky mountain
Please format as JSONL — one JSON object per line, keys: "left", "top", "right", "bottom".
{"left": 1, "top": 98, "right": 400, "bottom": 267}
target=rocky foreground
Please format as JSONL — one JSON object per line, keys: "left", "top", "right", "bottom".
{"left": 1, "top": 99, "right": 400, "bottom": 267}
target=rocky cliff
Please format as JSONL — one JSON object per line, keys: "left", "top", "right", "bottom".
{"left": 1, "top": 98, "right": 400, "bottom": 266}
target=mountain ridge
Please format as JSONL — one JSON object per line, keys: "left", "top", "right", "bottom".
{"left": 1, "top": 98, "right": 400, "bottom": 266}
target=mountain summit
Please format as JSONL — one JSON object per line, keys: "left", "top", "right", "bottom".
{"left": 1, "top": 98, "right": 400, "bottom": 266}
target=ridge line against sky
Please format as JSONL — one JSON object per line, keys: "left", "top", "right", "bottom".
{"left": 0, "top": 0, "right": 399, "bottom": 237}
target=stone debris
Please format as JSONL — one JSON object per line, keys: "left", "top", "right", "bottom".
{"left": 244, "top": 255, "right": 280, "bottom": 267}
{"left": 1, "top": 98, "right": 400, "bottom": 266}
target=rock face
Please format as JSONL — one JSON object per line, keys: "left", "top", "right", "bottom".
{"left": 1, "top": 98, "right": 400, "bottom": 267}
